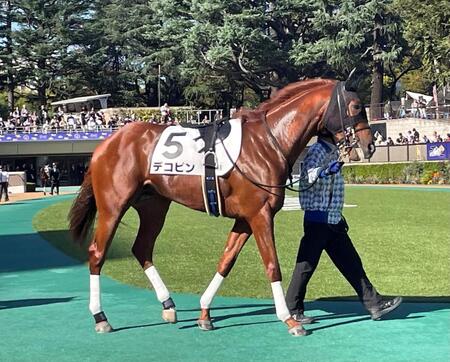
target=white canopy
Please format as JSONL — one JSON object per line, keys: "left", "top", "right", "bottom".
{"left": 51, "top": 94, "right": 111, "bottom": 109}
{"left": 405, "top": 91, "right": 433, "bottom": 105}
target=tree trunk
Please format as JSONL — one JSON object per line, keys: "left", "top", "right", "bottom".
{"left": 370, "top": 14, "right": 384, "bottom": 121}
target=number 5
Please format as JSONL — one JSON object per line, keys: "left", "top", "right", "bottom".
{"left": 162, "top": 132, "right": 186, "bottom": 159}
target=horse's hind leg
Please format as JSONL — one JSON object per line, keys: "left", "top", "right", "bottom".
{"left": 132, "top": 196, "right": 176, "bottom": 323}
{"left": 197, "top": 219, "right": 251, "bottom": 330}
{"left": 89, "top": 208, "right": 124, "bottom": 333}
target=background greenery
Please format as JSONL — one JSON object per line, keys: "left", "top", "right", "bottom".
{"left": 1, "top": 0, "right": 449, "bottom": 116}
{"left": 33, "top": 187, "right": 450, "bottom": 300}
{"left": 343, "top": 161, "right": 450, "bottom": 184}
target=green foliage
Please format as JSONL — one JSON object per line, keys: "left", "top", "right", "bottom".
{"left": 393, "top": 0, "right": 450, "bottom": 88}
{"left": 343, "top": 161, "right": 450, "bottom": 184}
{"left": 0, "top": 0, "right": 448, "bottom": 111}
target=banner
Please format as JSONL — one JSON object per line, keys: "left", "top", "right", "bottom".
{"left": 426, "top": 142, "right": 450, "bottom": 160}
{"left": 0, "top": 131, "right": 112, "bottom": 143}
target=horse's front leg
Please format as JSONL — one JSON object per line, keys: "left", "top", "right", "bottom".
{"left": 249, "top": 205, "right": 308, "bottom": 337}
{"left": 197, "top": 219, "right": 251, "bottom": 330}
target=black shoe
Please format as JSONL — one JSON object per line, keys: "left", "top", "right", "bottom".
{"left": 369, "top": 296, "right": 402, "bottom": 320}
{"left": 292, "top": 312, "right": 316, "bottom": 324}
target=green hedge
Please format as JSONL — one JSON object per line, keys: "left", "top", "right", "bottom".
{"left": 343, "top": 161, "right": 450, "bottom": 185}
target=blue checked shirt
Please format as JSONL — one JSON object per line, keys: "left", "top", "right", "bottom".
{"left": 298, "top": 139, "right": 344, "bottom": 224}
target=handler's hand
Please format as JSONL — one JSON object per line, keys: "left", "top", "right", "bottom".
{"left": 319, "top": 161, "right": 344, "bottom": 178}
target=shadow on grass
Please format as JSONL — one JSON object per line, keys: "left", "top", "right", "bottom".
{"left": 0, "top": 297, "right": 75, "bottom": 310}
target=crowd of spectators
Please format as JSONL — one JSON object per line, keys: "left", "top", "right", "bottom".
{"left": 381, "top": 95, "right": 450, "bottom": 121}
{"left": 0, "top": 104, "right": 149, "bottom": 135}
{"left": 0, "top": 102, "right": 220, "bottom": 135}
{"left": 374, "top": 129, "right": 450, "bottom": 146}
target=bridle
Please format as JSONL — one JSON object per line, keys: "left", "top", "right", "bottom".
{"left": 220, "top": 81, "right": 372, "bottom": 194}
{"left": 322, "top": 81, "right": 371, "bottom": 160}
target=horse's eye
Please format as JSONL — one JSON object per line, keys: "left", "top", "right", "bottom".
{"left": 352, "top": 104, "right": 361, "bottom": 110}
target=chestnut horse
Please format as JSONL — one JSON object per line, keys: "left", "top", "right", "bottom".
{"left": 69, "top": 77, "right": 375, "bottom": 336}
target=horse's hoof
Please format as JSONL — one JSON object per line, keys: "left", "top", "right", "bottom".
{"left": 162, "top": 308, "right": 177, "bottom": 323}
{"left": 95, "top": 321, "right": 114, "bottom": 333}
{"left": 288, "top": 325, "right": 309, "bottom": 337}
{"left": 197, "top": 319, "right": 214, "bottom": 331}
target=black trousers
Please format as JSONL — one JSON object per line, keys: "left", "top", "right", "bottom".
{"left": 286, "top": 219, "right": 382, "bottom": 314}
{"left": 50, "top": 180, "right": 60, "bottom": 195}
{"left": 0, "top": 182, "right": 9, "bottom": 201}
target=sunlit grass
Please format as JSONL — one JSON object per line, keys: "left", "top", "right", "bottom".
{"left": 33, "top": 186, "right": 450, "bottom": 300}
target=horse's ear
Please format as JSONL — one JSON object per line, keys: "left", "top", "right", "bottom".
{"left": 344, "top": 68, "right": 360, "bottom": 92}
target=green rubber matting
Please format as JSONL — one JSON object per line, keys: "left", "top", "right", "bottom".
{"left": 0, "top": 195, "right": 449, "bottom": 361}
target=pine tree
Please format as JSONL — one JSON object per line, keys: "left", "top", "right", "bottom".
{"left": 0, "top": 0, "right": 14, "bottom": 110}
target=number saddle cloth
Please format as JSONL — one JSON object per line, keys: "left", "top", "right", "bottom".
{"left": 149, "top": 118, "right": 242, "bottom": 217}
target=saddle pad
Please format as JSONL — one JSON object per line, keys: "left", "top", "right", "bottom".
{"left": 149, "top": 118, "right": 242, "bottom": 176}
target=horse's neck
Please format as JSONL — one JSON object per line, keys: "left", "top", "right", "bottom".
{"left": 267, "top": 93, "right": 328, "bottom": 165}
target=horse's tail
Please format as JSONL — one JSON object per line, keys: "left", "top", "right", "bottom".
{"left": 68, "top": 170, "right": 97, "bottom": 243}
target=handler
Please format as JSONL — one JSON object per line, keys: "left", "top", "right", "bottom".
{"left": 0, "top": 165, "right": 9, "bottom": 202}
{"left": 286, "top": 134, "right": 402, "bottom": 324}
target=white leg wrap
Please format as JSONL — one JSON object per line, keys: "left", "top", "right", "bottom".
{"left": 89, "top": 274, "right": 102, "bottom": 315}
{"left": 145, "top": 266, "right": 170, "bottom": 303}
{"left": 200, "top": 273, "right": 224, "bottom": 309}
{"left": 271, "top": 281, "right": 291, "bottom": 322}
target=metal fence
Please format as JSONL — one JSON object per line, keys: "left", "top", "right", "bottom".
{"left": 368, "top": 102, "right": 450, "bottom": 122}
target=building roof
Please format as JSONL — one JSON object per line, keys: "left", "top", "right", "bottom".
{"left": 50, "top": 94, "right": 111, "bottom": 106}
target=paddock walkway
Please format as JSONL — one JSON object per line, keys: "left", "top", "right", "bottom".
{"left": 0, "top": 196, "right": 449, "bottom": 361}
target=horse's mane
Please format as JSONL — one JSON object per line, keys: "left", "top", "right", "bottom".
{"left": 235, "top": 78, "right": 335, "bottom": 122}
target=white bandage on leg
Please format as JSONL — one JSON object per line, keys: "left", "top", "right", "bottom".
{"left": 271, "top": 281, "right": 291, "bottom": 322}
{"left": 89, "top": 274, "right": 102, "bottom": 315}
{"left": 145, "top": 266, "right": 170, "bottom": 303}
{"left": 200, "top": 273, "right": 224, "bottom": 309}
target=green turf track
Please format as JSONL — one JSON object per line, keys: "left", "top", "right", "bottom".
{"left": 0, "top": 194, "right": 449, "bottom": 362}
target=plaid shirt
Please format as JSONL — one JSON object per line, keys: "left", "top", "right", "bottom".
{"left": 298, "top": 139, "right": 344, "bottom": 224}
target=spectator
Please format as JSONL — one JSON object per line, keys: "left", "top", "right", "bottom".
{"left": 384, "top": 101, "right": 393, "bottom": 120}
{"left": 20, "top": 104, "right": 29, "bottom": 122}
{"left": 418, "top": 97, "right": 427, "bottom": 119}
{"left": 396, "top": 133, "right": 406, "bottom": 144}
{"left": 413, "top": 128, "right": 420, "bottom": 143}
{"left": 160, "top": 103, "right": 171, "bottom": 123}
{"left": 56, "top": 106, "right": 64, "bottom": 122}
{"left": 386, "top": 137, "right": 394, "bottom": 146}
{"left": 38, "top": 105, "right": 48, "bottom": 125}
{"left": 12, "top": 106, "right": 20, "bottom": 119}
{"left": 410, "top": 100, "right": 418, "bottom": 118}
{"left": 49, "top": 162, "right": 60, "bottom": 195}
{"left": 446, "top": 133, "right": 450, "bottom": 142}
{"left": 398, "top": 104, "right": 406, "bottom": 118}
{"left": 407, "top": 130, "right": 415, "bottom": 144}
{"left": 422, "top": 135, "right": 430, "bottom": 144}
{"left": 67, "top": 115, "right": 76, "bottom": 131}
{"left": 0, "top": 165, "right": 10, "bottom": 202}
{"left": 432, "top": 131, "right": 443, "bottom": 143}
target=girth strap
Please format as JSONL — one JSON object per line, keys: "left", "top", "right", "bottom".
{"left": 201, "top": 121, "right": 222, "bottom": 217}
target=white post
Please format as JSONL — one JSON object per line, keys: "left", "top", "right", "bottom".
{"left": 158, "top": 64, "right": 161, "bottom": 108}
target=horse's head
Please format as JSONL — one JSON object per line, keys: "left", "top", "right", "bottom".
{"left": 321, "top": 76, "right": 375, "bottom": 160}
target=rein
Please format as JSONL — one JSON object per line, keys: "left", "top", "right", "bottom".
{"left": 219, "top": 81, "right": 370, "bottom": 194}
{"left": 218, "top": 113, "right": 322, "bottom": 194}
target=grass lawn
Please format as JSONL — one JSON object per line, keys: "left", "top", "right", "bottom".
{"left": 33, "top": 186, "right": 450, "bottom": 301}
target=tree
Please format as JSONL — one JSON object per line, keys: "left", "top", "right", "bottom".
{"left": 13, "top": 0, "right": 91, "bottom": 106}
{"left": 394, "top": 0, "right": 450, "bottom": 90}
{"left": 0, "top": 0, "right": 14, "bottom": 110}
